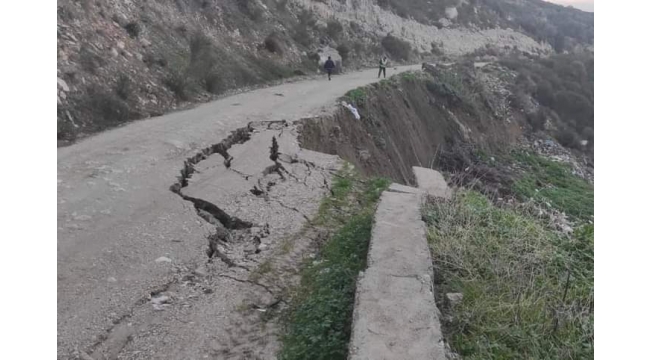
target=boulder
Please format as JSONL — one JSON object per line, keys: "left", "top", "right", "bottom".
{"left": 317, "top": 46, "right": 343, "bottom": 74}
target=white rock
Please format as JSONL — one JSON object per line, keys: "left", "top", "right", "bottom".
{"left": 107, "top": 277, "right": 117, "bottom": 282}
{"left": 155, "top": 256, "right": 172, "bottom": 263}
{"left": 57, "top": 77, "right": 70, "bottom": 92}
{"left": 117, "top": 41, "right": 125, "bottom": 50}
{"left": 193, "top": 266, "right": 208, "bottom": 277}
{"left": 110, "top": 48, "right": 119, "bottom": 57}
{"left": 151, "top": 295, "right": 170, "bottom": 304}
{"left": 446, "top": 292, "right": 463, "bottom": 305}
{"left": 445, "top": 7, "right": 458, "bottom": 20}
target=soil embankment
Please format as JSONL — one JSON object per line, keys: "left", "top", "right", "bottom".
{"left": 299, "top": 68, "right": 524, "bottom": 186}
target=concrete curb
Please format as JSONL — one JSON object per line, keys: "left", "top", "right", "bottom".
{"left": 348, "top": 168, "right": 451, "bottom": 360}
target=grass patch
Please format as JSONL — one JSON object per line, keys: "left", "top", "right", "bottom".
{"left": 511, "top": 151, "right": 593, "bottom": 220}
{"left": 424, "top": 190, "right": 593, "bottom": 359}
{"left": 279, "top": 165, "right": 390, "bottom": 360}
{"left": 343, "top": 88, "right": 366, "bottom": 106}
{"left": 401, "top": 71, "right": 417, "bottom": 82}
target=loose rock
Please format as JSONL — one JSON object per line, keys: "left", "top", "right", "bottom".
{"left": 57, "top": 77, "right": 70, "bottom": 92}
{"left": 446, "top": 292, "right": 463, "bottom": 306}
{"left": 155, "top": 256, "right": 172, "bottom": 263}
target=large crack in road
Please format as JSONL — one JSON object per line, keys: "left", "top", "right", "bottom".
{"left": 59, "top": 65, "right": 420, "bottom": 360}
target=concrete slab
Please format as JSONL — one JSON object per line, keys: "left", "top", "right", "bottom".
{"left": 349, "top": 190, "right": 445, "bottom": 360}
{"left": 387, "top": 183, "right": 422, "bottom": 195}
{"left": 412, "top": 167, "right": 452, "bottom": 199}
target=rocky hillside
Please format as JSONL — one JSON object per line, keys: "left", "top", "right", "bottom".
{"left": 300, "top": 53, "right": 593, "bottom": 188}
{"left": 57, "top": 0, "right": 592, "bottom": 143}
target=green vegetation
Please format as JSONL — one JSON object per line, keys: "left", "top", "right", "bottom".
{"left": 424, "top": 68, "right": 483, "bottom": 116}
{"left": 326, "top": 18, "right": 344, "bottom": 40}
{"left": 162, "top": 31, "right": 298, "bottom": 100}
{"left": 511, "top": 151, "right": 593, "bottom": 220}
{"left": 424, "top": 191, "right": 594, "bottom": 359}
{"left": 279, "top": 164, "right": 390, "bottom": 360}
{"left": 381, "top": 34, "right": 411, "bottom": 61}
{"left": 344, "top": 88, "right": 366, "bottom": 105}
{"left": 502, "top": 52, "right": 594, "bottom": 149}
{"left": 336, "top": 43, "right": 350, "bottom": 62}
{"left": 400, "top": 71, "right": 417, "bottom": 82}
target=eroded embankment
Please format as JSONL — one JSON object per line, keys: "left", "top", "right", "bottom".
{"left": 298, "top": 68, "right": 525, "bottom": 188}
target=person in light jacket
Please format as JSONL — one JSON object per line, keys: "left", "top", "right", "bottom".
{"left": 378, "top": 56, "right": 388, "bottom": 78}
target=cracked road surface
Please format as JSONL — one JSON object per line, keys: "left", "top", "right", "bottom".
{"left": 57, "top": 65, "right": 420, "bottom": 359}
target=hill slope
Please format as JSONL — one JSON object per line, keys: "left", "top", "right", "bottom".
{"left": 57, "top": 0, "right": 596, "bottom": 143}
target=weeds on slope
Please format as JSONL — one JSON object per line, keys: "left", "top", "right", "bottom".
{"left": 424, "top": 191, "right": 594, "bottom": 359}
{"left": 511, "top": 151, "right": 593, "bottom": 220}
{"left": 279, "top": 164, "right": 390, "bottom": 360}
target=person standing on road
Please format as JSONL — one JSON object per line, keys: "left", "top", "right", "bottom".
{"left": 324, "top": 56, "right": 336, "bottom": 81}
{"left": 378, "top": 56, "right": 388, "bottom": 78}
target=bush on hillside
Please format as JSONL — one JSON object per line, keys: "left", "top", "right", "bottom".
{"left": 164, "top": 70, "right": 191, "bottom": 101}
{"left": 502, "top": 53, "right": 594, "bottom": 148}
{"left": 86, "top": 86, "right": 132, "bottom": 124}
{"left": 123, "top": 21, "right": 140, "bottom": 38}
{"left": 264, "top": 33, "right": 284, "bottom": 55}
{"left": 336, "top": 43, "right": 350, "bottom": 62}
{"left": 326, "top": 19, "right": 344, "bottom": 39}
{"left": 115, "top": 74, "right": 132, "bottom": 100}
{"left": 381, "top": 34, "right": 411, "bottom": 61}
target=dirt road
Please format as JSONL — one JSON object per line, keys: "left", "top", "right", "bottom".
{"left": 57, "top": 65, "right": 420, "bottom": 359}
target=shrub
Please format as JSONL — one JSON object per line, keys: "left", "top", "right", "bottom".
{"left": 123, "top": 21, "right": 140, "bottom": 38}
{"left": 527, "top": 109, "right": 547, "bottom": 131}
{"left": 238, "top": 0, "right": 264, "bottom": 21}
{"left": 352, "top": 41, "right": 364, "bottom": 55}
{"left": 115, "top": 74, "right": 132, "bottom": 100}
{"left": 293, "top": 9, "right": 317, "bottom": 48}
{"left": 86, "top": 87, "right": 131, "bottom": 124}
{"left": 142, "top": 53, "right": 167, "bottom": 68}
{"left": 203, "top": 72, "right": 226, "bottom": 94}
{"left": 345, "top": 88, "right": 365, "bottom": 105}
{"left": 79, "top": 45, "right": 105, "bottom": 74}
{"left": 264, "top": 33, "right": 284, "bottom": 55}
{"left": 381, "top": 34, "right": 411, "bottom": 61}
{"left": 188, "top": 32, "right": 220, "bottom": 80}
{"left": 555, "top": 128, "right": 581, "bottom": 149}
{"left": 430, "top": 41, "right": 444, "bottom": 56}
{"left": 326, "top": 19, "right": 344, "bottom": 39}
{"left": 164, "top": 70, "right": 191, "bottom": 101}
{"left": 336, "top": 43, "right": 350, "bottom": 62}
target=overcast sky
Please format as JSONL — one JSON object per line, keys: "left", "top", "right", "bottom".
{"left": 546, "top": 0, "right": 594, "bottom": 12}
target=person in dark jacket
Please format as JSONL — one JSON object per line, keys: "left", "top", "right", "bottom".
{"left": 324, "top": 56, "right": 336, "bottom": 81}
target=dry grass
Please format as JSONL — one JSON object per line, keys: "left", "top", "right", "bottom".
{"left": 424, "top": 191, "right": 593, "bottom": 359}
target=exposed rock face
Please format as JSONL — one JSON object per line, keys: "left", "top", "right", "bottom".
{"left": 317, "top": 46, "right": 343, "bottom": 74}
{"left": 297, "top": 0, "right": 551, "bottom": 55}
